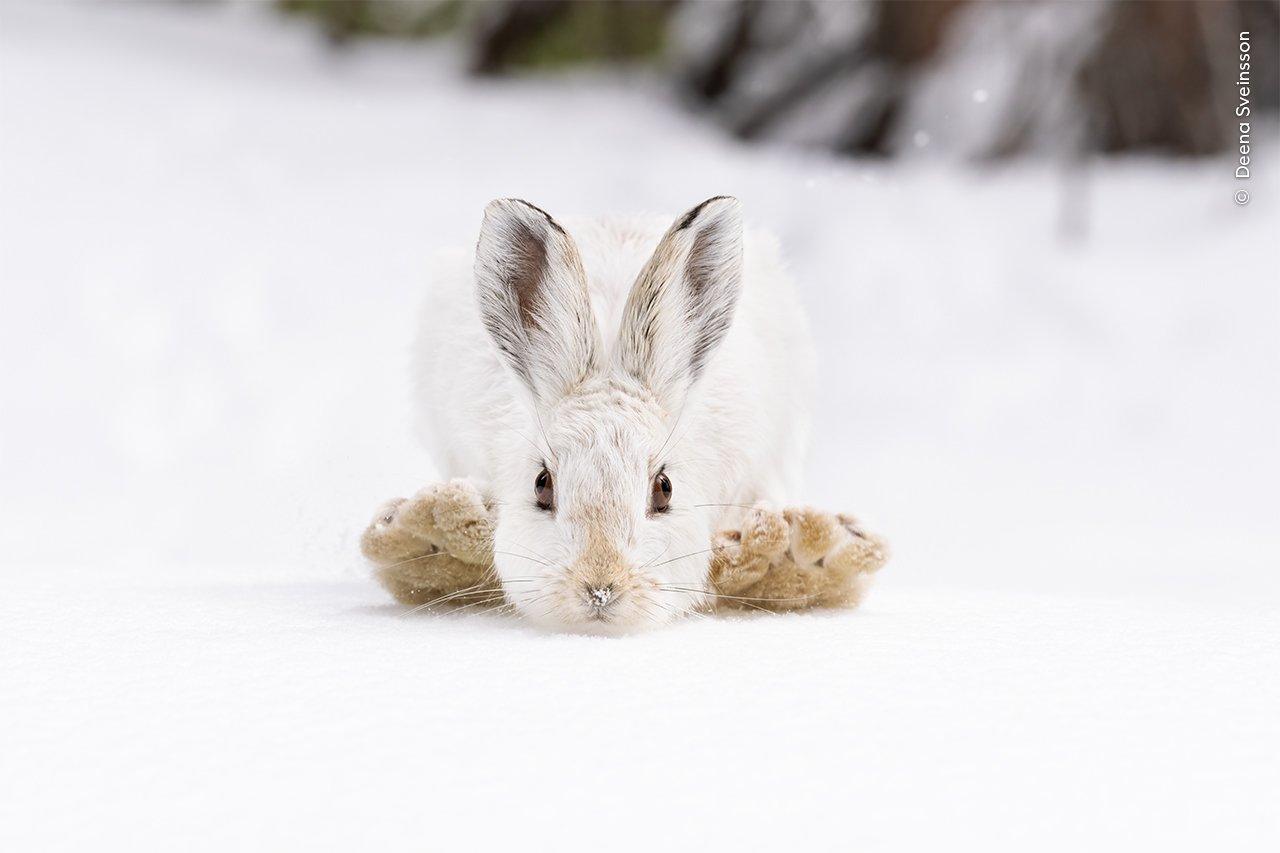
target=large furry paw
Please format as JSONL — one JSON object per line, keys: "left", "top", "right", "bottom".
{"left": 708, "top": 505, "right": 889, "bottom": 611}
{"left": 360, "top": 479, "right": 499, "bottom": 608}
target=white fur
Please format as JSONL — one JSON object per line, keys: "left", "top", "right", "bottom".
{"left": 413, "top": 198, "right": 814, "bottom": 631}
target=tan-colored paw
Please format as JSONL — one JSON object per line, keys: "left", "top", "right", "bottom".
{"left": 709, "top": 529, "right": 767, "bottom": 594}
{"left": 361, "top": 484, "right": 499, "bottom": 609}
{"left": 782, "top": 506, "right": 842, "bottom": 565}
{"left": 714, "top": 506, "right": 890, "bottom": 611}
{"left": 429, "top": 478, "right": 496, "bottom": 565}
{"left": 709, "top": 503, "right": 789, "bottom": 595}
{"left": 830, "top": 513, "right": 890, "bottom": 575}
{"left": 391, "top": 484, "right": 445, "bottom": 543}
{"left": 376, "top": 553, "right": 495, "bottom": 608}
{"left": 787, "top": 508, "right": 887, "bottom": 607}
{"left": 361, "top": 497, "right": 431, "bottom": 566}
{"left": 378, "top": 478, "right": 494, "bottom": 564}
{"left": 739, "top": 503, "right": 789, "bottom": 560}
{"left": 834, "top": 514, "right": 890, "bottom": 571}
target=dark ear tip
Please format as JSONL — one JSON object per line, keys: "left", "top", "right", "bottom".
{"left": 701, "top": 196, "right": 741, "bottom": 217}
{"left": 483, "top": 198, "right": 523, "bottom": 218}
{"left": 483, "top": 198, "right": 564, "bottom": 235}
{"left": 677, "top": 195, "right": 742, "bottom": 231}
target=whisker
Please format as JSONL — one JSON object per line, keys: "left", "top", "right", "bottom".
{"left": 660, "top": 585, "right": 821, "bottom": 605}
{"left": 664, "top": 586, "right": 777, "bottom": 615}
{"left": 450, "top": 596, "right": 512, "bottom": 617}
{"left": 635, "top": 541, "right": 673, "bottom": 573}
{"left": 396, "top": 570, "right": 559, "bottom": 616}
{"left": 397, "top": 569, "right": 533, "bottom": 613}
{"left": 493, "top": 550, "right": 550, "bottom": 566}
{"left": 399, "top": 584, "right": 506, "bottom": 616}
{"left": 648, "top": 595, "right": 709, "bottom": 622}
{"left": 519, "top": 590, "right": 557, "bottom": 609}
{"left": 478, "top": 602, "right": 522, "bottom": 619}
{"left": 377, "top": 549, "right": 464, "bottom": 572}
{"left": 533, "top": 410, "right": 559, "bottom": 467}
{"left": 400, "top": 577, "right": 496, "bottom": 610}
{"left": 638, "top": 606, "right": 667, "bottom": 626}
{"left": 501, "top": 541, "right": 558, "bottom": 565}
{"left": 646, "top": 543, "right": 739, "bottom": 570}
{"left": 653, "top": 402, "right": 688, "bottom": 464}
{"left": 507, "top": 428, "right": 553, "bottom": 464}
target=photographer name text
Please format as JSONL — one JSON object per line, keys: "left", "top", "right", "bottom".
{"left": 1235, "top": 31, "right": 1253, "bottom": 205}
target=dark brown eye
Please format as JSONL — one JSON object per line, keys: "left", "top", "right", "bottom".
{"left": 651, "top": 471, "right": 672, "bottom": 513}
{"left": 534, "top": 468, "right": 554, "bottom": 510}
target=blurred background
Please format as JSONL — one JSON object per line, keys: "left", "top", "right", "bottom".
{"left": 2, "top": 0, "right": 1277, "bottom": 600}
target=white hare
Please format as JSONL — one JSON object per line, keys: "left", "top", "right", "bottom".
{"left": 413, "top": 197, "right": 815, "bottom": 630}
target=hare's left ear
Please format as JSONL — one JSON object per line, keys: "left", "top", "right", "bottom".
{"left": 614, "top": 196, "right": 743, "bottom": 410}
{"left": 474, "top": 198, "right": 602, "bottom": 409}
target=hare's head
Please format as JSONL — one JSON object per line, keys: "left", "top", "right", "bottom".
{"left": 474, "top": 197, "right": 743, "bottom": 632}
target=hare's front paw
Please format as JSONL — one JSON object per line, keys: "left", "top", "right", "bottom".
{"left": 360, "top": 481, "right": 496, "bottom": 608}
{"left": 781, "top": 508, "right": 889, "bottom": 607}
{"left": 390, "top": 478, "right": 496, "bottom": 558}
{"left": 360, "top": 497, "right": 428, "bottom": 567}
{"left": 708, "top": 504, "right": 789, "bottom": 595}
{"left": 710, "top": 506, "right": 889, "bottom": 611}
{"left": 422, "top": 478, "right": 496, "bottom": 565}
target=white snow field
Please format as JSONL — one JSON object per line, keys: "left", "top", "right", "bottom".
{"left": 1, "top": 3, "right": 1277, "bottom": 850}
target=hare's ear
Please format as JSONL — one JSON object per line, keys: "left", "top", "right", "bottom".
{"left": 475, "top": 199, "right": 602, "bottom": 407}
{"left": 615, "top": 196, "right": 743, "bottom": 410}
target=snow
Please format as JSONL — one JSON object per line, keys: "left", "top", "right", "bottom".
{"left": 6, "top": 578, "right": 1276, "bottom": 850}
{"left": 1, "top": 3, "right": 1277, "bottom": 850}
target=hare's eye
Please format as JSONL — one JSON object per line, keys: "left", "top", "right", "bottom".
{"left": 650, "top": 471, "right": 672, "bottom": 513}
{"left": 534, "top": 468, "right": 554, "bottom": 511}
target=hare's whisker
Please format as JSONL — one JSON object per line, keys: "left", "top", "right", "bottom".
{"left": 532, "top": 409, "right": 559, "bottom": 467}
{"left": 476, "top": 602, "right": 521, "bottom": 619}
{"left": 660, "top": 585, "right": 820, "bottom": 604}
{"left": 399, "top": 581, "right": 506, "bottom": 615}
{"left": 377, "top": 550, "right": 463, "bottom": 572}
{"left": 647, "top": 596, "right": 707, "bottom": 622}
{"left": 450, "top": 596, "right": 511, "bottom": 616}
{"left": 635, "top": 542, "right": 673, "bottom": 573}
{"left": 404, "top": 590, "right": 502, "bottom": 615}
{"left": 507, "top": 428, "right": 554, "bottom": 464}
{"left": 493, "top": 550, "right": 551, "bottom": 566}
{"left": 503, "top": 541, "right": 558, "bottom": 565}
{"left": 653, "top": 404, "right": 688, "bottom": 467}
{"left": 646, "top": 543, "right": 739, "bottom": 570}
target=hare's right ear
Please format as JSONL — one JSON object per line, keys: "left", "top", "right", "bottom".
{"left": 614, "top": 196, "right": 743, "bottom": 411}
{"left": 474, "top": 199, "right": 602, "bottom": 407}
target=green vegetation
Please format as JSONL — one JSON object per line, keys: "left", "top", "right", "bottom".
{"left": 276, "top": 0, "right": 467, "bottom": 44}
{"left": 275, "top": 0, "right": 675, "bottom": 72}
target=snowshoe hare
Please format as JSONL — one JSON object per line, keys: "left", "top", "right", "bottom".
{"left": 371, "top": 196, "right": 886, "bottom": 631}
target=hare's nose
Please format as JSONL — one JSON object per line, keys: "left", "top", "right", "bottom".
{"left": 587, "top": 584, "right": 614, "bottom": 607}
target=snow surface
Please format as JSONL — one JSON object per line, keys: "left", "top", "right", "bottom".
{"left": 1, "top": 3, "right": 1277, "bottom": 850}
